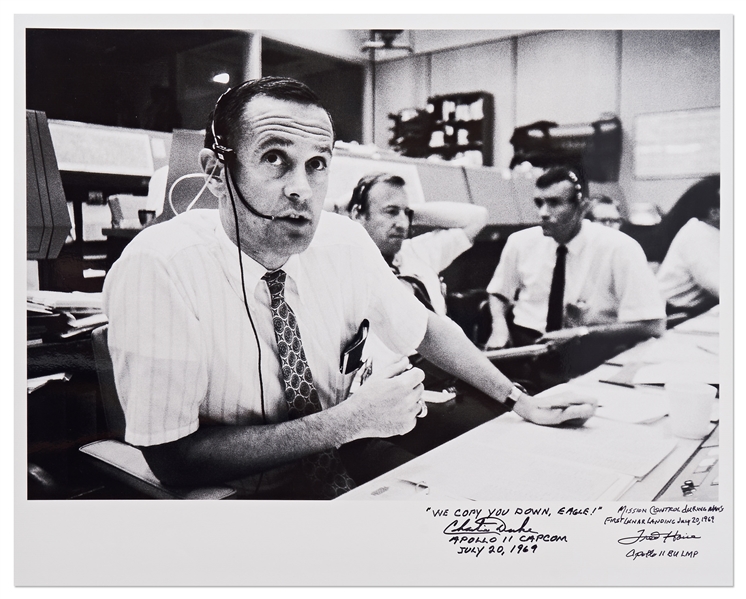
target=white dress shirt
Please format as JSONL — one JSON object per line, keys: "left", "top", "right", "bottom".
{"left": 103, "top": 209, "right": 429, "bottom": 448}
{"left": 392, "top": 228, "right": 473, "bottom": 316}
{"left": 487, "top": 220, "right": 665, "bottom": 333}
{"left": 657, "top": 217, "right": 720, "bottom": 311}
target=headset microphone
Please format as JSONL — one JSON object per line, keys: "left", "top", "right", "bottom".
{"left": 224, "top": 165, "right": 276, "bottom": 221}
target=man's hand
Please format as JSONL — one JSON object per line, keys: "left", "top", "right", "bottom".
{"left": 345, "top": 357, "right": 425, "bottom": 439}
{"left": 513, "top": 390, "right": 598, "bottom": 427}
{"left": 485, "top": 295, "right": 511, "bottom": 349}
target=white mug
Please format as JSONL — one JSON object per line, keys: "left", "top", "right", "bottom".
{"left": 665, "top": 382, "right": 716, "bottom": 439}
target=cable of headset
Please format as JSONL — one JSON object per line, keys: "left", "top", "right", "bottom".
{"left": 225, "top": 161, "right": 268, "bottom": 426}
{"left": 224, "top": 161, "right": 270, "bottom": 497}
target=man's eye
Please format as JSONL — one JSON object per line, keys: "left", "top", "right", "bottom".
{"left": 264, "top": 152, "right": 285, "bottom": 166}
{"left": 308, "top": 158, "right": 327, "bottom": 172}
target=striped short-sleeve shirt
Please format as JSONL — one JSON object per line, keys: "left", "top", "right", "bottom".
{"left": 103, "top": 209, "right": 429, "bottom": 448}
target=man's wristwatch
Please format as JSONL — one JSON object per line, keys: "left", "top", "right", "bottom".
{"left": 503, "top": 385, "right": 525, "bottom": 411}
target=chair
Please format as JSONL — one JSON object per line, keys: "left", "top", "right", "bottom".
{"left": 79, "top": 325, "right": 235, "bottom": 499}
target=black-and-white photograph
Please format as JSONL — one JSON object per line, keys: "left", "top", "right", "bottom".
{"left": 16, "top": 12, "right": 733, "bottom": 587}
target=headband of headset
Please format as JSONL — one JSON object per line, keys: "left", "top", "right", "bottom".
{"left": 210, "top": 82, "right": 253, "bottom": 164}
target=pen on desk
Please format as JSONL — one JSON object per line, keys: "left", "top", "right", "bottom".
{"left": 598, "top": 379, "right": 636, "bottom": 389}
{"left": 696, "top": 343, "right": 718, "bottom": 356}
{"left": 399, "top": 479, "right": 429, "bottom": 494}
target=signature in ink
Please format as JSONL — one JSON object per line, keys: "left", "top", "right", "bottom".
{"left": 617, "top": 529, "right": 701, "bottom": 545}
{"left": 443, "top": 516, "right": 538, "bottom": 536}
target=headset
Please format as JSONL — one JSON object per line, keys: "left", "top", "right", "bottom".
{"left": 211, "top": 84, "right": 277, "bottom": 221}
{"left": 348, "top": 173, "right": 414, "bottom": 223}
{"left": 566, "top": 169, "right": 585, "bottom": 202}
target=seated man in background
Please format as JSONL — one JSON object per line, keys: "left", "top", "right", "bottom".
{"left": 485, "top": 166, "right": 666, "bottom": 352}
{"left": 657, "top": 176, "right": 720, "bottom": 317}
{"left": 587, "top": 194, "right": 623, "bottom": 230}
{"left": 347, "top": 172, "right": 487, "bottom": 315}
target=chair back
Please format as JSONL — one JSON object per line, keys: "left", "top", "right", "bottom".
{"left": 91, "top": 325, "right": 126, "bottom": 440}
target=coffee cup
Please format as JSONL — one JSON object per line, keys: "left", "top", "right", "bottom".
{"left": 665, "top": 382, "right": 716, "bottom": 439}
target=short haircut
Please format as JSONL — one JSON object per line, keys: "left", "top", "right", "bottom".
{"left": 535, "top": 166, "right": 587, "bottom": 203}
{"left": 692, "top": 174, "right": 720, "bottom": 216}
{"left": 347, "top": 173, "right": 406, "bottom": 214}
{"left": 204, "top": 76, "right": 335, "bottom": 155}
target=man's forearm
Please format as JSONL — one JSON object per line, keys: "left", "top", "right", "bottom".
{"left": 411, "top": 202, "right": 487, "bottom": 241}
{"left": 416, "top": 312, "right": 514, "bottom": 404}
{"left": 588, "top": 318, "right": 666, "bottom": 341}
{"left": 542, "top": 318, "right": 666, "bottom": 345}
{"left": 141, "top": 401, "right": 361, "bottom": 487}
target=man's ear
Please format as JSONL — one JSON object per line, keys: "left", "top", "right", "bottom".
{"left": 349, "top": 204, "right": 365, "bottom": 221}
{"left": 578, "top": 197, "right": 592, "bottom": 217}
{"left": 198, "top": 148, "right": 225, "bottom": 197}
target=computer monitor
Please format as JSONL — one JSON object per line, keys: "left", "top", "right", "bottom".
{"left": 27, "top": 110, "right": 71, "bottom": 260}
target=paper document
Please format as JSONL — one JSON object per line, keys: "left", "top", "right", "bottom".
{"left": 608, "top": 334, "right": 719, "bottom": 366}
{"left": 385, "top": 441, "right": 634, "bottom": 501}
{"left": 466, "top": 413, "right": 677, "bottom": 479}
{"left": 600, "top": 361, "right": 719, "bottom": 386}
{"left": 568, "top": 380, "right": 669, "bottom": 424}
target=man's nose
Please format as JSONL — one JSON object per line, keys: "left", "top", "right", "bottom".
{"left": 395, "top": 210, "right": 410, "bottom": 228}
{"left": 538, "top": 203, "right": 550, "bottom": 219}
{"left": 284, "top": 167, "right": 312, "bottom": 202}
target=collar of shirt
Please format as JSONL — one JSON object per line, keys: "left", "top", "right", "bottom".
{"left": 560, "top": 219, "right": 589, "bottom": 258}
{"left": 214, "top": 219, "right": 303, "bottom": 305}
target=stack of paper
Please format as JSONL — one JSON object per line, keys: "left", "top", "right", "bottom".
{"left": 27, "top": 291, "right": 107, "bottom": 343}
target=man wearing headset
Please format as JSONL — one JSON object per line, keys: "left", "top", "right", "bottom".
{"left": 347, "top": 173, "right": 487, "bottom": 316}
{"left": 485, "top": 166, "right": 666, "bottom": 351}
{"left": 103, "top": 78, "right": 596, "bottom": 499}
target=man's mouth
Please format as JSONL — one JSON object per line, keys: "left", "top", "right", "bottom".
{"left": 277, "top": 213, "right": 311, "bottom": 224}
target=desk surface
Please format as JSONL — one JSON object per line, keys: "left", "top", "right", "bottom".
{"left": 339, "top": 307, "right": 720, "bottom": 502}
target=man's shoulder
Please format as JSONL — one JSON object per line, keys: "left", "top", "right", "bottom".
{"left": 506, "top": 225, "right": 544, "bottom": 246}
{"left": 122, "top": 209, "right": 221, "bottom": 261}
{"left": 310, "top": 211, "right": 376, "bottom": 250}
{"left": 585, "top": 220, "right": 640, "bottom": 247}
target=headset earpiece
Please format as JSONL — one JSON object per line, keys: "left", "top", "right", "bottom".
{"left": 567, "top": 169, "right": 584, "bottom": 201}
{"left": 212, "top": 139, "right": 234, "bottom": 164}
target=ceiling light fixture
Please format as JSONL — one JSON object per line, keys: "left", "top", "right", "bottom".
{"left": 361, "top": 30, "right": 414, "bottom": 53}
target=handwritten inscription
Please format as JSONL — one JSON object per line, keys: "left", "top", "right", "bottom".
{"left": 425, "top": 504, "right": 723, "bottom": 561}
{"left": 426, "top": 506, "right": 581, "bottom": 557}
{"left": 606, "top": 505, "right": 720, "bottom": 560}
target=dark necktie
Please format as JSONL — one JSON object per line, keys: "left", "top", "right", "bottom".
{"left": 390, "top": 264, "right": 435, "bottom": 312}
{"left": 546, "top": 244, "right": 568, "bottom": 332}
{"left": 263, "top": 269, "right": 355, "bottom": 499}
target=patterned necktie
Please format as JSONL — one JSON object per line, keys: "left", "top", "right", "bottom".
{"left": 546, "top": 244, "right": 568, "bottom": 332}
{"left": 262, "top": 269, "right": 355, "bottom": 499}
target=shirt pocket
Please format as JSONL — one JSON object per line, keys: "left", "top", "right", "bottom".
{"left": 332, "top": 368, "right": 359, "bottom": 405}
